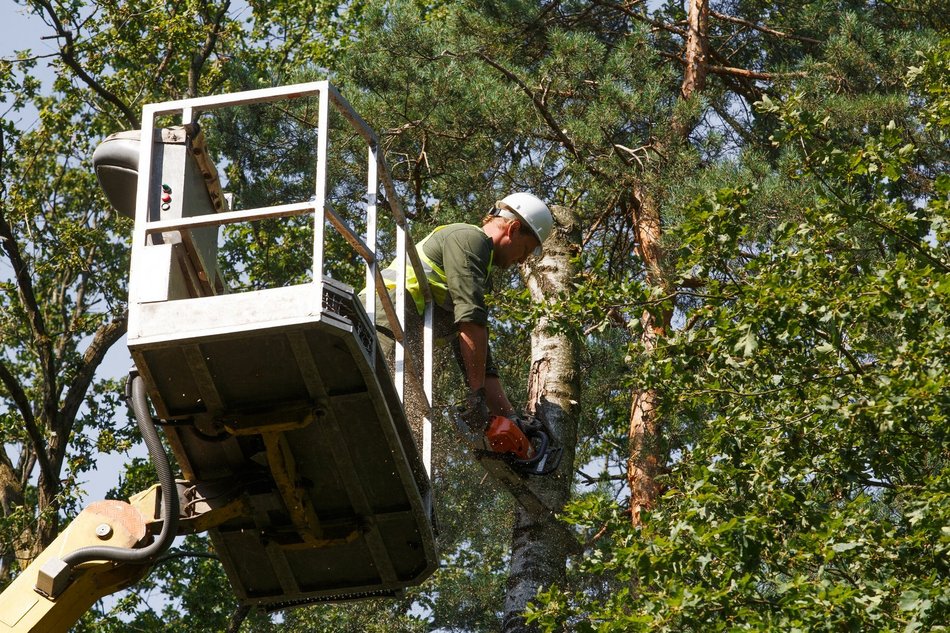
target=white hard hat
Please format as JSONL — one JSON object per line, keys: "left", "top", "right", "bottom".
{"left": 495, "top": 192, "right": 553, "bottom": 255}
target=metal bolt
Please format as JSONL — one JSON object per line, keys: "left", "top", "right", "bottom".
{"left": 95, "top": 523, "right": 113, "bottom": 540}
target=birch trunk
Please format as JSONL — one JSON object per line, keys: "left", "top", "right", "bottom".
{"left": 502, "top": 205, "right": 581, "bottom": 632}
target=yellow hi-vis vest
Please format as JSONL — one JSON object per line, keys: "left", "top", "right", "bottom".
{"left": 382, "top": 225, "right": 494, "bottom": 316}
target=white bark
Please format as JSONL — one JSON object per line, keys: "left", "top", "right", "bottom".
{"left": 502, "top": 205, "right": 581, "bottom": 632}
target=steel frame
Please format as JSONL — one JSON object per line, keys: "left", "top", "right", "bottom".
{"left": 128, "top": 81, "right": 435, "bottom": 476}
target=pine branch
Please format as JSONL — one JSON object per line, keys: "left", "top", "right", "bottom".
{"left": 711, "top": 101, "right": 757, "bottom": 146}
{"left": 589, "top": 0, "right": 687, "bottom": 38}
{"left": 710, "top": 10, "right": 823, "bottom": 46}
{"left": 474, "top": 51, "right": 612, "bottom": 184}
{"left": 476, "top": 51, "right": 582, "bottom": 161}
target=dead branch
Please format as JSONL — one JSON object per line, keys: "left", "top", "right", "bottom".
{"left": 658, "top": 50, "right": 806, "bottom": 81}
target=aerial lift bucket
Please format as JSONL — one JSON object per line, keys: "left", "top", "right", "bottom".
{"left": 96, "top": 82, "right": 439, "bottom": 608}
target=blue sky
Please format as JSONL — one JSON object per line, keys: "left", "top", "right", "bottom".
{"left": 2, "top": 3, "right": 56, "bottom": 128}
{"left": 2, "top": 3, "right": 52, "bottom": 59}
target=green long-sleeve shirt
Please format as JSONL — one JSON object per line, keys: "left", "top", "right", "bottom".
{"left": 417, "top": 223, "right": 494, "bottom": 326}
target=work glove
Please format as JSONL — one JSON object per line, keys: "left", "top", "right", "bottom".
{"left": 458, "top": 387, "right": 491, "bottom": 435}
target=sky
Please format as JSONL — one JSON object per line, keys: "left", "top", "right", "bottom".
{"left": 2, "top": 3, "right": 55, "bottom": 129}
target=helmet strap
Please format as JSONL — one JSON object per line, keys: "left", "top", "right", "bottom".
{"left": 492, "top": 203, "right": 521, "bottom": 223}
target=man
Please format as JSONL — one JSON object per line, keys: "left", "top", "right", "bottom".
{"left": 370, "top": 192, "right": 554, "bottom": 441}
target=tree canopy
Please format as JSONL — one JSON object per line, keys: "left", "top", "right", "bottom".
{"left": 1, "top": 1, "right": 946, "bottom": 631}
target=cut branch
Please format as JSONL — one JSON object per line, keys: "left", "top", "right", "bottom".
{"left": 709, "top": 64, "right": 806, "bottom": 81}
{"left": 659, "top": 51, "right": 806, "bottom": 81}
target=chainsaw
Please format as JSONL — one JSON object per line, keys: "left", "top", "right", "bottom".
{"left": 479, "top": 413, "right": 563, "bottom": 476}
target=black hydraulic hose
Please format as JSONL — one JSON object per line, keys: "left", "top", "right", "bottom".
{"left": 61, "top": 370, "right": 179, "bottom": 567}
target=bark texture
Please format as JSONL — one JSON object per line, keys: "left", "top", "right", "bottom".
{"left": 502, "top": 205, "right": 581, "bottom": 632}
{"left": 627, "top": 186, "right": 672, "bottom": 525}
{"left": 627, "top": 0, "right": 709, "bottom": 526}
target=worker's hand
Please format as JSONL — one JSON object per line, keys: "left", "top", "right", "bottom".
{"left": 459, "top": 387, "right": 491, "bottom": 435}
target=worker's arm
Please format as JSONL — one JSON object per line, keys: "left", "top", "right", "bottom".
{"left": 458, "top": 322, "right": 515, "bottom": 417}
{"left": 457, "top": 321, "right": 488, "bottom": 391}
{"left": 485, "top": 375, "right": 515, "bottom": 418}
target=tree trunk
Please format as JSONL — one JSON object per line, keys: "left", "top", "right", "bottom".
{"left": 627, "top": 0, "right": 709, "bottom": 526}
{"left": 502, "top": 205, "right": 581, "bottom": 632}
{"left": 34, "top": 475, "right": 62, "bottom": 561}
{"left": 681, "top": 0, "right": 710, "bottom": 101}
{"left": 627, "top": 187, "right": 672, "bottom": 526}
{"left": 0, "top": 460, "right": 25, "bottom": 580}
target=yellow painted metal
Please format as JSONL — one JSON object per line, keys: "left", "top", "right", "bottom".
{"left": 128, "top": 483, "right": 253, "bottom": 535}
{"left": 278, "top": 529, "right": 361, "bottom": 551}
{"left": 222, "top": 403, "right": 319, "bottom": 436}
{"left": 0, "top": 501, "right": 150, "bottom": 633}
{"left": 126, "top": 484, "right": 162, "bottom": 525}
{"left": 258, "top": 431, "right": 361, "bottom": 549}
{"left": 262, "top": 431, "right": 324, "bottom": 542}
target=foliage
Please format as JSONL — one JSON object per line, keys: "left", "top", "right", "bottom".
{"left": 3, "top": 0, "right": 947, "bottom": 630}
{"left": 1, "top": 26, "right": 132, "bottom": 562}
{"left": 526, "top": 41, "right": 950, "bottom": 632}
{"left": 0, "top": 0, "right": 371, "bottom": 625}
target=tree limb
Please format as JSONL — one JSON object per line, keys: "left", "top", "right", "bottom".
{"left": 19, "top": 450, "right": 36, "bottom": 491}
{"left": 0, "top": 207, "right": 56, "bottom": 421}
{"left": 711, "top": 101, "right": 756, "bottom": 146}
{"left": 0, "top": 361, "right": 55, "bottom": 489}
{"left": 188, "top": 0, "right": 232, "bottom": 98}
{"left": 476, "top": 51, "right": 582, "bottom": 161}
{"left": 225, "top": 604, "right": 251, "bottom": 633}
{"left": 34, "top": 0, "right": 139, "bottom": 128}
{"left": 708, "top": 63, "right": 806, "bottom": 81}
{"left": 658, "top": 50, "right": 806, "bottom": 81}
{"left": 60, "top": 314, "right": 128, "bottom": 432}
{"left": 589, "top": 0, "right": 687, "bottom": 38}
{"left": 710, "top": 10, "right": 822, "bottom": 46}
